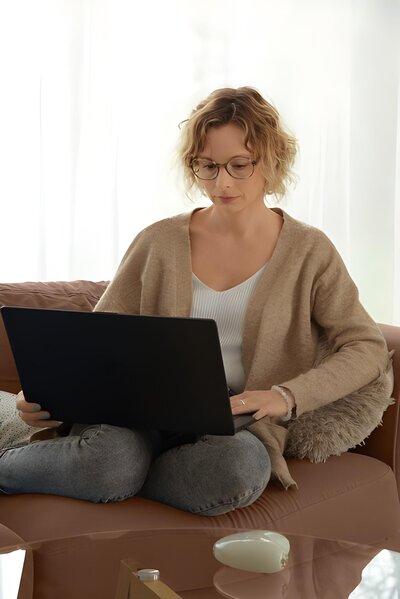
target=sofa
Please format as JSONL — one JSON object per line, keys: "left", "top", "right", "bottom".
{"left": 0, "top": 280, "right": 399, "bottom": 599}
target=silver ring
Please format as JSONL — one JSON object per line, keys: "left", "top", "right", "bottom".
{"left": 240, "top": 399, "right": 246, "bottom": 406}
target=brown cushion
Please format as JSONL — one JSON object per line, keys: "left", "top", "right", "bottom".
{"left": 0, "top": 281, "right": 108, "bottom": 393}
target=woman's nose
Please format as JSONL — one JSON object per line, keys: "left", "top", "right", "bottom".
{"left": 214, "top": 165, "right": 233, "bottom": 188}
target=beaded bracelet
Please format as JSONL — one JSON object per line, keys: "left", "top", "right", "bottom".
{"left": 271, "top": 385, "right": 294, "bottom": 422}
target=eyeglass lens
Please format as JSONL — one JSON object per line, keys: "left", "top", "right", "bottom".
{"left": 192, "top": 158, "right": 254, "bottom": 180}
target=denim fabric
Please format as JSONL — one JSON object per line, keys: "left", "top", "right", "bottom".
{"left": 0, "top": 424, "right": 158, "bottom": 502}
{"left": 140, "top": 430, "right": 271, "bottom": 515}
{"left": 0, "top": 424, "right": 271, "bottom": 514}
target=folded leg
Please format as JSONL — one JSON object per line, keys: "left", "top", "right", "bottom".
{"left": 139, "top": 430, "right": 271, "bottom": 515}
{"left": 0, "top": 424, "right": 159, "bottom": 502}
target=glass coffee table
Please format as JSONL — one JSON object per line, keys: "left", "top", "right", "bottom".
{"left": 212, "top": 534, "right": 400, "bottom": 598}
{"left": 110, "top": 529, "right": 400, "bottom": 598}
{"left": 1, "top": 527, "right": 399, "bottom": 598}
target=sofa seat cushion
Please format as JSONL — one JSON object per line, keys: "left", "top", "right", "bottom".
{"left": 0, "top": 281, "right": 108, "bottom": 393}
{"left": 1, "top": 453, "right": 398, "bottom": 548}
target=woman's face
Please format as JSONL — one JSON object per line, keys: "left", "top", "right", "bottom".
{"left": 196, "top": 123, "right": 266, "bottom": 212}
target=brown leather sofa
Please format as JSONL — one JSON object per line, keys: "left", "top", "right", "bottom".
{"left": 0, "top": 280, "right": 399, "bottom": 599}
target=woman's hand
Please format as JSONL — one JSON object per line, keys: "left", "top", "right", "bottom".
{"left": 16, "top": 391, "right": 62, "bottom": 428}
{"left": 230, "top": 389, "right": 293, "bottom": 421}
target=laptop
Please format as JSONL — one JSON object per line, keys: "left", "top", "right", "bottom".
{"left": 1, "top": 307, "right": 255, "bottom": 436}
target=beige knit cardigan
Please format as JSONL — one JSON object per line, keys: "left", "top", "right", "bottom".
{"left": 95, "top": 208, "right": 390, "bottom": 488}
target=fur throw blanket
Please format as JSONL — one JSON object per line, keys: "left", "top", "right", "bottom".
{"left": 284, "top": 342, "right": 395, "bottom": 463}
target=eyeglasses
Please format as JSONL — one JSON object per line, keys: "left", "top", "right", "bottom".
{"left": 190, "top": 157, "right": 257, "bottom": 180}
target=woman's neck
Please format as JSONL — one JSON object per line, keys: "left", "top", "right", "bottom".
{"left": 195, "top": 202, "right": 282, "bottom": 240}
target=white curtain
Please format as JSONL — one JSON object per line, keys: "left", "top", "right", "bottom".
{"left": 0, "top": 0, "right": 399, "bottom": 324}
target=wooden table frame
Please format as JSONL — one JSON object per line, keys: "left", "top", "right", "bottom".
{"left": 114, "top": 558, "right": 182, "bottom": 599}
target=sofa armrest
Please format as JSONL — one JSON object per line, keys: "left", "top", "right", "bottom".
{"left": 354, "top": 323, "right": 400, "bottom": 497}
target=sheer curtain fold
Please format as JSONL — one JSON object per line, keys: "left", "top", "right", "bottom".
{"left": 0, "top": 0, "right": 399, "bottom": 323}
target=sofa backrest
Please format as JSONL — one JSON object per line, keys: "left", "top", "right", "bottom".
{"left": 0, "top": 281, "right": 108, "bottom": 393}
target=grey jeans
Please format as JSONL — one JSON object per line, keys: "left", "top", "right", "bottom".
{"left": 0, "top": 424, "right": 271, "bottom": 515}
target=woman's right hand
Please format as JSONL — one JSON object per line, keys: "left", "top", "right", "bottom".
{"left": 16, "top": 391, "right": 62, "bottom": 428}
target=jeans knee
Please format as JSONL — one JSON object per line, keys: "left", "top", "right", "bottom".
{"left": 141, "top": 430, "right": 271, "bottom": 515}
{"left": 68, "top": 425, "right": 154, "bottom": 502}
{"left": 210, "top": 433, "right": 271, "bottom": 511}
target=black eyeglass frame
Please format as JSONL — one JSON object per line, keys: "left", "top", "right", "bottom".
{"left": 190, "top": 158, "right": 257, "bottom": 180}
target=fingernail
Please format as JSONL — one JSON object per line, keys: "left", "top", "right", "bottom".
{"left": 33, "top": 405, "right": 41, "bottom": 412}
{"left": 40, "top": 413, "right": 50, "bottom": 420}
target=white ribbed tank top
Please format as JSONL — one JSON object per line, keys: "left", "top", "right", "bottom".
{"left": 191, "top": 263, "right": 268, "bottom": 392}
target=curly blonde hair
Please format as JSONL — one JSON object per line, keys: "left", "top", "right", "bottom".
{"left": 178, "top": 87, "right": 298, "bottom": 200}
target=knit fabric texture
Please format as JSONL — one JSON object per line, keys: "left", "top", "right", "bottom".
{"left": 0, "top": 390, "right": 37, "bottom": 449}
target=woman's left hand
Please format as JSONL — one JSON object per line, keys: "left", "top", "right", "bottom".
{"left": 230, "top": 390, "right": 290, "bottom": 421}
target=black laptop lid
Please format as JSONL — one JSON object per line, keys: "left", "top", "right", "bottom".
{"left": 1, "top": 307, "right": 236, "bottom": 435}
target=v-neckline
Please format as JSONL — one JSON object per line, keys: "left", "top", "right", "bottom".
{"left": 173, "top": 206, "right": 290, "bottom": 320}
{"left": 192, "top": 261, "right": 269, "bottom": 293}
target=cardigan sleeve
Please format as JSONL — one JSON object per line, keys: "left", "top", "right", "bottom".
{"left": 93, "top": 229, "right": 147, "bottom": 314}
{"left": 92, "top": 215, "right": 192, "bottom": 318}
{"left": 279, "top": 239, "right": 390, "bottom": 417}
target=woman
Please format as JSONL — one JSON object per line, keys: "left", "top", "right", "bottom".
{"left": 1, "top": 87, "right": 391, "bottom": 511}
